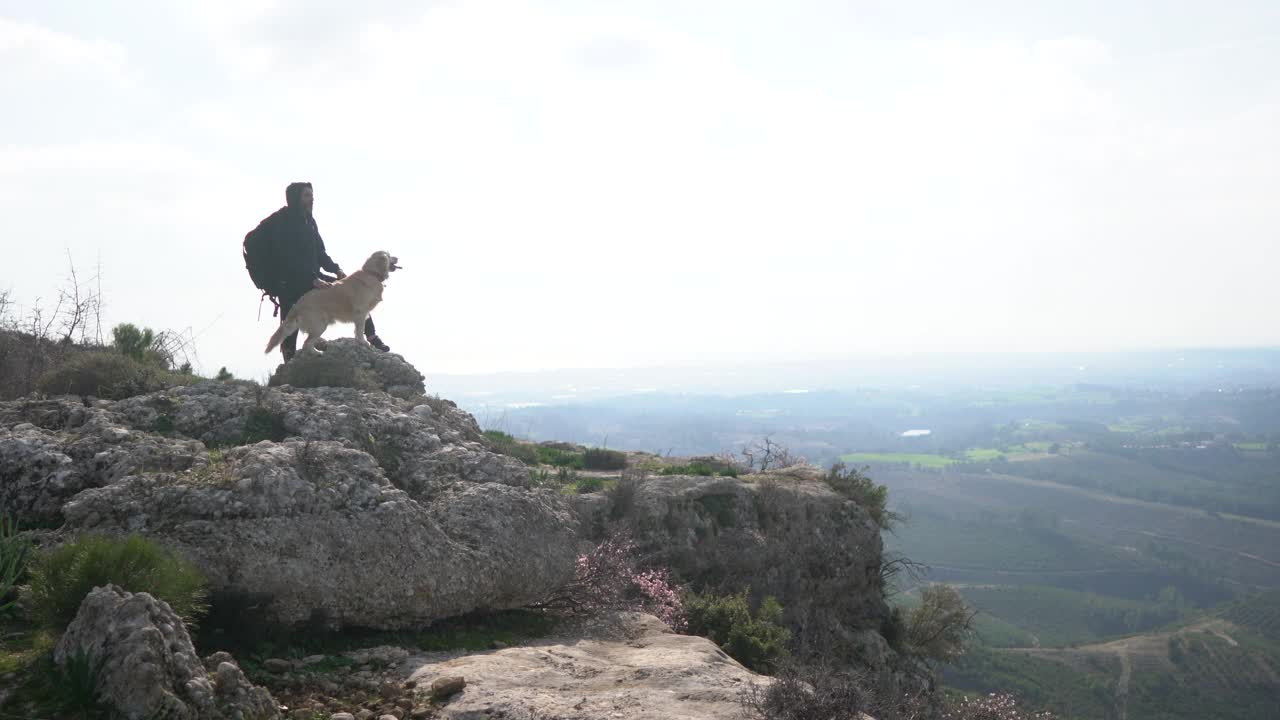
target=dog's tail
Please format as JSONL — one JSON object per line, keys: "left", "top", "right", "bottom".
{"left": 264, "top": 312, "right": 299, "bottom": 354}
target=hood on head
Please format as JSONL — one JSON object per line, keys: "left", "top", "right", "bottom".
{"left": 285, "top": 182, "right": 312, "bottom": 208}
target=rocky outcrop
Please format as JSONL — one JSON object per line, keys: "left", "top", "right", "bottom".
{"left": 268, "top": 338, "right": 426, "bottom": 399}
{"left": 0, "top": 347, "right": 930, "bottom": 711}
{"left": 591, "top": 472, "right": 933, "bottom": 702}
{"left": 1, "top": 381, "right": 527, "bottom": 527}
{"left": 0, "top": 418, "right": 204, "bottom": 525}
{"left": 406, "top": 612, "right": 771, "bottom": 719}
{"left": 2, "top": 378, "right": 574, "bottom": 629}
{"left": 54, "top": 584, "right": 279, "bottom": 719}
{"left": 60, "top": 439, "right": 578, "bottom": 630}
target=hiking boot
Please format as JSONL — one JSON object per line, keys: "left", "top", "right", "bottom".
{"left": 367, "top": 335, "right": 391, "bottom": 352}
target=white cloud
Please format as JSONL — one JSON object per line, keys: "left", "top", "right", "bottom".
{"left": 0, "top": 16, "right": 130, "bottom": 82}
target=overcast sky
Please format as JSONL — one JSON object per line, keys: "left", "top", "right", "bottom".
{"left": 2, "top": 1, "right": 1277, "bottom": 379}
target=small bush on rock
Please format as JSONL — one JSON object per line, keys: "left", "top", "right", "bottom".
{"left": 532, "top": 530, "right": 686, "bottom": 631}
{"left": 238, "top": 405, "right": 288, "bottom": 445}
{"left": 485, "top": 430, "right": 539, "bottom": 465}
{"left": 29, "top": 533, "right": 209, "bottom": 632}
{"left": 607, "top": 468, "right": 646, "bottom": 520}
{"left": 684, "top": 589, "right": 790, "bottom": 672}
{"left": 575, "top": 475, "right": 606, "bottom": 494}
{"left": 824, "top": 462, "right": 898, "bottom": 529}
{"left": 661, "top": 461, "right": 715, "bottom": 476}
{"left": 536, "top": 445, "right": 584, "bottom": 468}
{"left": 36, "top": 351, "right": 194, "bottom": 400}
{"left": 582, "top": 447, "right": 627, "bottom": 470}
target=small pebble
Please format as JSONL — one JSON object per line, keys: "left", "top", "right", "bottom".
{"left": 331, "top": 714, "right": 356, "bottom": 720}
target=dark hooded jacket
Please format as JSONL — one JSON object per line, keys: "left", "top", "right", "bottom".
{"left": 272, "top": 182, "right": 342, "bottom": 295}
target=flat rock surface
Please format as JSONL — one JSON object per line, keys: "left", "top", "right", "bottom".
{"left": 405, "top": 613, "right": 769, "bottom": 720}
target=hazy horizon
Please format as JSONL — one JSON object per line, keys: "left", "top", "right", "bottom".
{"left": 3, "top": 1, "right": 1277, "bottom": 379}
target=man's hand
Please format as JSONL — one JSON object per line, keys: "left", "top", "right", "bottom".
{"left": 334, "top": 268, "right": 347, "bottom": 279}
{"left": 313, "top": 278, "right": 332, "bottom": 289}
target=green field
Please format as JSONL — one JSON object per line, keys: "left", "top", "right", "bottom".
{"left": 1233, "top": 442, "right": 1267, "bottom": 451}
{"left": 840, "top": 445, "right": 1058, "bottom": 469}
{"left": 839, "top": 452, "right": 957, "bottom": 468}
{"left": 886, "top": 511, "right": 1137, "bottom": 574}
{"left": 959, "top": 585, "right": 1185, "bottom": 647}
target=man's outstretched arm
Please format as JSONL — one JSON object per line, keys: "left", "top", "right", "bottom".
{"left": 316, "top": 233, "right": 344, "bottom": 277}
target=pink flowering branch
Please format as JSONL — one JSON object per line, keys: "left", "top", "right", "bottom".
{"left": 531, "top": 530, "right": 687, "bottom": 631}
{"left": 941, "top": 693, "right": 1055, "bottom": 720}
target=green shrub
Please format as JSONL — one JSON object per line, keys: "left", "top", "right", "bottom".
{"left": 111, "top": 323, "right": 155, "bottom": 363}
{"left": 0, "top": 514, "right": 31, "bottom": 615}
{"left": 36, "top": 351, "right": 193, "bottom": 400}
{"left": 904, "top": 584, "right": 975, "bottom": 662}
{"left": 28, "top": 534, "right": 209, "bottom": 631}
{"left": 661, "top": 461, "right": 715, "bottom": 476}
{"left": 536, "top": 446, "right": 584, "bottom": 468}
{"left": 239, "top": 405, "right": 288, "bottom": 445}
{"left": 484, "top": 430, "right": 539, "bottom": 465}
{"left": 575, "top": 475, "right": 606, "bottom": 494}
{"left": 215, "top": 367, "right": 234, "bottom": 381}
{"left": 824, "top": 462, "right": 897, "bottom": 529}
{"left": 582, "top": 448, "right": 627, "bottom": 471}
{"left": 684, "top": 590, "right": 791, "bottom": 672}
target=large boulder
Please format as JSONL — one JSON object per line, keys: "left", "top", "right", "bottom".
{"left": 268, "top": 338, "right": 425, "bottom": 399}
{"left": 54, "top": 584, "right": 279, "bottom": 720}
{"left": 60, "top": 440, "right": 578, "bottom": 629}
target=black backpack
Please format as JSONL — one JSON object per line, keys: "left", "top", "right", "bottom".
{"left": 242, "top": 208, "right": 288, "bottom": 315}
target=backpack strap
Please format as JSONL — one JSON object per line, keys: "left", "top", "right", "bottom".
{"left": 257, "top": 291, "right": 281, "bottom": 321}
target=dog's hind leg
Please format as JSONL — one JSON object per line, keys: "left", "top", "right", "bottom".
{"left": 300, "top": 332, "right": 323, "bottom": 355}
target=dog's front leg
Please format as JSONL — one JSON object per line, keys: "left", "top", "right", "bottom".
{"left": 354, "top": 316, "right": 370, "bottom": 346}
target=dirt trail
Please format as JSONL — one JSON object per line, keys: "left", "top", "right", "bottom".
{"left": 982, "top": 471, "right": 1280, "bottom": 532}
{"left": 1115, "top": 649, "right": 1131, "bottom": 720}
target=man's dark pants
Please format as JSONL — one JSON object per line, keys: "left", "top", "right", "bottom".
{"left": 277, "top": 287, "right": 376, "bottom": 361}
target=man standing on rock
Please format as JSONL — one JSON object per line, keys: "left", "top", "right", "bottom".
{"left": 266, "top": 181, "right": 392, "bottom": 362}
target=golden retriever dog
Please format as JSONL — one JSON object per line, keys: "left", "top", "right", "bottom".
{"left": 265, "top": 250, "right": 401, "bottom": 357}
